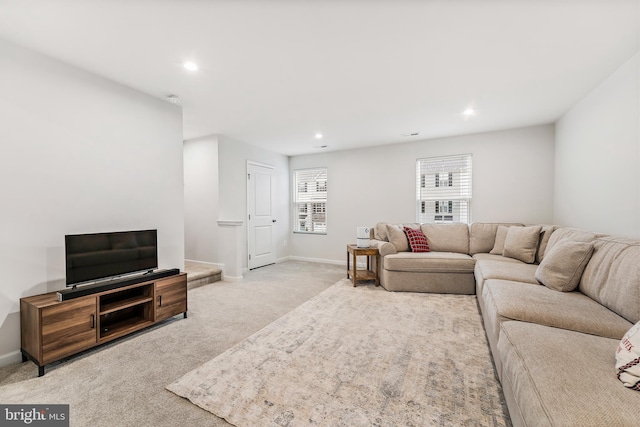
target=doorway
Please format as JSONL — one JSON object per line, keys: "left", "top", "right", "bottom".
{"left": 247, "top": 162, "right": 277, "bottom": 269}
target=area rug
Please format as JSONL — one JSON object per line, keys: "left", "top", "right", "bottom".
{"left": 167, "top": 279, "right": 511, "bottom": 426}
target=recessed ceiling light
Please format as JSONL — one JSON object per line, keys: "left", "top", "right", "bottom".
{"left": 463, "top": 108, "right": 475, "bottom": 117}
{"left": 183, "top": 61, "right": 198, "bottom": 71}
{"left": 314, "top": 133, "right": 323, "bottom": 139}
{"left": 165, "top": 94, "right": 181, "bottom": 104}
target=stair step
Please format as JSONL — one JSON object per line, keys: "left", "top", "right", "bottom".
{"left": 184, "top": 261, "right": 222, "bottom": 290}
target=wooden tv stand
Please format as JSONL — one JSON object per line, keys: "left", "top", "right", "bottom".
{"left": 20, "top": 272, "right": 187, "bottom": 376}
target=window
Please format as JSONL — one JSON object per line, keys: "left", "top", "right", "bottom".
{"left": 434, "top": 172, "right": 453, "bottom": 188}
{"left": 293, "top": 168, "right": 327, "bottom": 233}
{"left": 416, "top": 154, "right": 472, "bottom": 224}
{"left": 434, "top": 200, "right": 453, "bottom": 214}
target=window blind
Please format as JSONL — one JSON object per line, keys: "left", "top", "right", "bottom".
{"left": 416, "top": 154, "right": 472, "bottom": 224}
{"left": 293, "top": 167, "right": 327, "bottom": 233}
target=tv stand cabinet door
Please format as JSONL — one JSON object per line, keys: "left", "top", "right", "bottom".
{"left": 155, "top": 274, "right": 187, "bottom": 322}
{"left": 41, "top": 297, "right": 97, "bottom": 365}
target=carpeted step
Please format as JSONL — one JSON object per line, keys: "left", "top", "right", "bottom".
{"left": 184, "top": 261, "right": 222, "bottom": 290}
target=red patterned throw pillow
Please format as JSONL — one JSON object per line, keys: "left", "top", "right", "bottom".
{"left": 403, "top": 226, "right": 430, "bottom": 252}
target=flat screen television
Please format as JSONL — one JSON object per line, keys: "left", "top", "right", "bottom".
{"left": 65, "top": 229, "right": 158, "bottom": 287}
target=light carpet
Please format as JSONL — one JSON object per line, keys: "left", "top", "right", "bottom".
{"left": 167, "top": 279, "right": 510, "bottom": 426}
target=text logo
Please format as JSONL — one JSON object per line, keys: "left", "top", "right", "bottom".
{"left": 1, "top": 405, "right": 69, "bottom": 426}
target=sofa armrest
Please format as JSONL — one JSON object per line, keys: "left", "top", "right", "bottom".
{"left": 370, "top": 239, "right": 397, "bottom": 256}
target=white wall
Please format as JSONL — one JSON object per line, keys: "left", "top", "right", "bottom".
{"left": 555, "top": 52, "right": 639, "bottom": 237}
{"left": 0, "top": 39, "right": 184, "bottom": 365}
{"left": 217, "top": 136, "right": 290, "bottom": 269}
{"left": 289, "top": 124, "right": 555, "bottom": 263}
{"left": 184, "top": 135, "right": 219, "bottom": 264}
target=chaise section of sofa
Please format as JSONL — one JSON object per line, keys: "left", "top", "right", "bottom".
{"left": 498, "top": 321, "right": 638, "bottom": 427}
{"left": 371, "top": 222, "right": 477, "bottom": 294}
{"left": 483, "top": 229, "right": 640, "bottom": 427}
{"left": 381, "top": 252, "right": 476, "bottom": 293}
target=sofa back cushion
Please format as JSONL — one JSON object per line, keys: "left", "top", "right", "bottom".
{"left": 469, "top": 223, "right": 524, "bottom": 255}
{"left": 420, "top": 223, "right": 469, "bottom": 254}
{"left": 580, "top": 237, "right": 640, "bottom": 323}
{"left": 544, "top": 228, "right": 602, "bottom": 254}
{"left": 536, "top": 225, "right": 558, "bottom": 263}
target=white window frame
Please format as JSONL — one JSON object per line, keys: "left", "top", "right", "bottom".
{"left": 416, "top": 154, "right": 472, "bottom": 224}
{"left": 293, "top": 167, "right": 327, "bottom": 234}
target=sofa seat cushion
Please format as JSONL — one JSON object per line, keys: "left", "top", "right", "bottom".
{"left": 483, "top": 279, "right": 632, "bottom": 341}
{"left": 383, "top": 252, "right": 475, "bottom": 273}
{"left": 474, "top": 260, "right": 538, "bottom": 297}
{"left": 475, "top": 260, "right": 539, "bottom": 284}
{"left": 499, "top": 321, "right": 639, "bottom": 427}
{"left": 472, "top": 253, "right": 523, "bottom": 263}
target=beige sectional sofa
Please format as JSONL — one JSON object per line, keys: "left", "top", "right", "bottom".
{"left": 370, "top": 222, "right": 640, "bottom": 427}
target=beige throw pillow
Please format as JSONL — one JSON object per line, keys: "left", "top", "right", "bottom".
{"left": 490, "top": 225, "right": 511, "bottom": 255}
{"left": 503, "top": 225, "right": 542, "bottom": 263}
{"left": 535, "top": 240, "right": 594, "bottom": 292}
{"left": 385, "top": 224, "right": 410, "bottom": 252}
{"left": 375, "top": 222, "right": 389, "bottom": 241}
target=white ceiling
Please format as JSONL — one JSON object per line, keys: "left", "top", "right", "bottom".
{"left": 0, "top": 1, "right": 638, "bottom": 156}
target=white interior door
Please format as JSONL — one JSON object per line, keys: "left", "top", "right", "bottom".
{"left": 247, "top": 162, "right": 277, "bottom": 269}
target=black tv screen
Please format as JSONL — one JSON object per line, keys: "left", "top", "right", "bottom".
{"left": 65, "top": 229, "right": 158, "bottom": 286}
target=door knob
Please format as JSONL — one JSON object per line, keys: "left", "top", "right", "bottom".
{"left": 272, "top": 219, "right": 277, "bottom": 223}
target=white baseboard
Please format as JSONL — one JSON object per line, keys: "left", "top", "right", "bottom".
{"left": 184, "top": 259, "right": 224, "bottom": 270}
{"left": 287, "top": 256, "right": 370, "bottom": 268}
{"left": 287, "top": 256, "right": 347, "bottom": 266}
{"left": 223, "top": 275, "right": 243, "bottom": 282}
{"left": 0, "top": 350, "right": 22, "bottom": 368}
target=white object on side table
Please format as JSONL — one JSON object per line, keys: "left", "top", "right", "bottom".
{"left": 357, "top": 227, "right": 370, "bottom": 248}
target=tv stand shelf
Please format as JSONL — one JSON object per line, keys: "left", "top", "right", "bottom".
{"left": 99, "top": 284, "right": 153, "bottom": 313}
{"left": 100, "top": 294, "right": 153, "bottom": 314}
{"left": 100, "top": 317, "right": 154, "bottom": 341}
{"left": 20, "top": 272, "right": 186, "bottom": 376}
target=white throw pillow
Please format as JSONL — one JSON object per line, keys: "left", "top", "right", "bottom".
{"left": 616, "top": 320, "right": 640, "bottom": 391}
